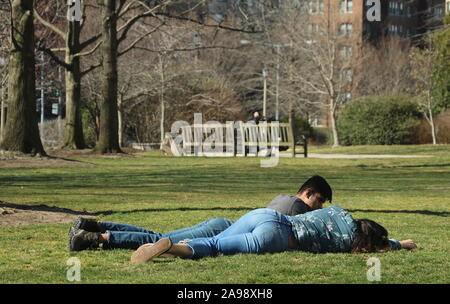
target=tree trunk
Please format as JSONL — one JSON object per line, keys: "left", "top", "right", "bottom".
{"left": 118, "top": 94, "right": 123, "bottom": 147}
{"left": 0, "top": 0, "right": 45, "bottom": 155}
{"left": 159, "top": 54, "right": 165, "bottom": 143}
{"left": 0, "top": 82, "right": 5, "bottom": 142}
{"left": 428, "top": 98, "right": 437, "bottom": 145}
{"left": 95, "top": 0, "right": 122, "bottom": 153}
{"left": 62, "top": 21, "right": 85, "bottom": 149}
{"left": 330, "top": 102, "right": 340, "bottom": 148}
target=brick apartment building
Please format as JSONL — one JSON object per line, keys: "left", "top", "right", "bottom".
{"left": 306, "top": 0, "right": 448, "bottom": 127}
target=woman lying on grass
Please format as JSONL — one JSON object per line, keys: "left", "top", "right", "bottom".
{"left": 130, "top": 206, "right": 417, "bottom": 263}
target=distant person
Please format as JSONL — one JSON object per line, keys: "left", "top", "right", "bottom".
{"left": 130, "top": 206, "right": 418, "bottom": 263}
{"left": 249, "top": 111, "right": 262, "bottom": 125}
{"left": 68, "top": 176, "right": 332, "bottom": 252}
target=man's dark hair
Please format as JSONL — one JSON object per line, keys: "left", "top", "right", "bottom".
{"left": 297, "top": 175, "right": 332, "bottom": 203}
{"left": 351, "top": 219, "right": 390, "bottom": 253}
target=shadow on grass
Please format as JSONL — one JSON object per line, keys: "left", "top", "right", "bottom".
{"left": 1, "top": 200, "right": 448, "bottom": 218}
{"left": 346, "top": 209, "right": 449, "bottom": 217}
{"left": 391, "top": 163, "right": 450, "bottom": 168}
{"left": 0, "top": 200, "right": 254, "bottom": 217}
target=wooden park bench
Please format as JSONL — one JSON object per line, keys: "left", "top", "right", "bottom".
{"left": 161, "top": 121, "right": 308, "bottom": 158}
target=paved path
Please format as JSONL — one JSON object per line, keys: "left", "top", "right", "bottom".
{"left": 279, "top": 153, "right": 434, "bottom": 159}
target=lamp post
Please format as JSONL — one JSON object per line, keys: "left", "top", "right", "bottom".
{"left": 262, "top": 67, "right": 267, "bottom": 119}
{"left": 240, "top": 40, "right": 291, "bottom": 121}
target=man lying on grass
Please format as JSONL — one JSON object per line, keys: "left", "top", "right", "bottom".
{"left": 130, "top": 206, "right": 418, "bottom": 263}
{"left": 69, "top": 176, "right": 332, "bottom": 251}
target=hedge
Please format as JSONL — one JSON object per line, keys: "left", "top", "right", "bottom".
{"left": 337, "top": 95, "right": 422, "bottom": 145}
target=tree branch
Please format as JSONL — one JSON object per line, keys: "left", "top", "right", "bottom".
{"left": 74, "top": 40, "right": 102, "bottom": 58}
{"left": 34, "top": 8, "right": 66, "bottom": 41}
{"left": 36, "top": 46, "right": 70, "bottom": 70}
{"left": 118, "top": 23, "right": 164, "bottom": 56}
{"left": 155, "top": 12, "right": 263, "bottom": 34}
{"left": 81, "top": 62, "right": 102, "bottom": 77}
{"left": 79, "top": 33, "right": 102, "bottom": 50}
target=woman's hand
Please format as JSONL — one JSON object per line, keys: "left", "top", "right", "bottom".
{"left": 400, "top": 239, "right": 417, "bottom": 250}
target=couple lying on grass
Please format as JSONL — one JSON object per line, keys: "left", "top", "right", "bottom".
{"left": 68, "top": 176, "right": 417, "bottom": 263}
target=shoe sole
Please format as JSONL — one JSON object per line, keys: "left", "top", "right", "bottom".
{"left": 67, "top": 217, "right": 83, "bottom": 252}
{"left": 135, "top": 243, "right": 177, "bottom": 258}
{"left": 131, "top": 238, "right": 172, "bottom": 263}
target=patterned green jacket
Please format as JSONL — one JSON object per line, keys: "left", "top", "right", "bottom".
{"left": 287, "top": 206, "right": 401, "bottom": 253}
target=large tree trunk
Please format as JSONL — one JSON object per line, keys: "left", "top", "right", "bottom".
{"left": 62, "top": 21, "right": 85, "bottom": 149}
{"left": 0, "top": 0, "right": 45, "bottom": 155}
{"left": 95, "top": 0, "right": 122, "bottom": 153}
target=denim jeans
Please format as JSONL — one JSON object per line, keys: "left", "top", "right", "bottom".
{"left": 102, "top": 217, "right": 234, "bottom": 249}
{"left": 184, "top": 208, "right": 295, "bottom": 259}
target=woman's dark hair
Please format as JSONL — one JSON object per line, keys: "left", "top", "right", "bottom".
{"left": 297, "top": 175, "right": 332, "bottom": 203}
{"left": 351, "top": 219, "right": 391, "bottom": 253}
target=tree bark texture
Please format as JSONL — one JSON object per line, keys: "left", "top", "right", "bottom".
{"left": 62, "top": 21, "right": 85, "bottom": 149}
{"left": 0, "top": 0, "right": 45, "bottom": 155}
{"left": 96, "top": 0, "right": 122, "bottom": 153}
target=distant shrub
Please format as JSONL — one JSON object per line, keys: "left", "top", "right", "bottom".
{"left": 337, "top": 95, "right": 422, "bottom": 145}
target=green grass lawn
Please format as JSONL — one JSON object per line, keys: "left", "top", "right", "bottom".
{"left": 0, "top": 145, "right": 449, "bottom": 284}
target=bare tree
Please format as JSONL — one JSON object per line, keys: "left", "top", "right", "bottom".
{"left": 94, "top": 0, "right": 264, "bottom": 153}
{"left": 353, "top": 37, "right": 414, "bottom": 97}
{"left": 410, "top": 44, "right": 438, "bottom": 144}
{"left": 269, "top": 3, "right": 354, "bottom": 147}
{"left": 34, "top": 0, "right": 104, "bottom": 149}
{"left": 0, "top": 0, "right": 45, "bottom": 155}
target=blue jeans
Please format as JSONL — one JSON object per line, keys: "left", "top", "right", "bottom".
{"left": 184, "top": 208, "right": 295, "bottom": 259}
{"left": 102, "top": 218, "right": 234, "bottom": 249}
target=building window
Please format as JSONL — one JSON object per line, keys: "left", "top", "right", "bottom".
{"left": 308, "top": 0, "right": 324, "bottom": 14}
{"left": 434, "top": 7, "right": 444, "bottom": 17}
{"left": 389, "top": 1, "right": 402, "bottom": 16}
{"left": 340, "top": 45, "right": 353, "bottom": 58}
{"left": 308, "top": 23, "right": 323, "bottom": 35}
{"left": 341, "top": 68, "right": 353, "bottom": 83}
{"left": 339, "top": 23, "right": 353, "bottom": 37}
{"left": 340, "top": 0, "right": 353, "bottom": 14}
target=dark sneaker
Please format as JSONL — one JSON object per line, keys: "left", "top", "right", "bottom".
{"left": 131, "top": 238, "right": 172, "bottom": 263}
{"left": 69, "top": 229, "right": 101, "bottom": 252}
{"left": 67, "top": 217, "right": 101, "bottom": 251}
{"left": 72, "top": 217, "right": 102, "bottom": 232}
